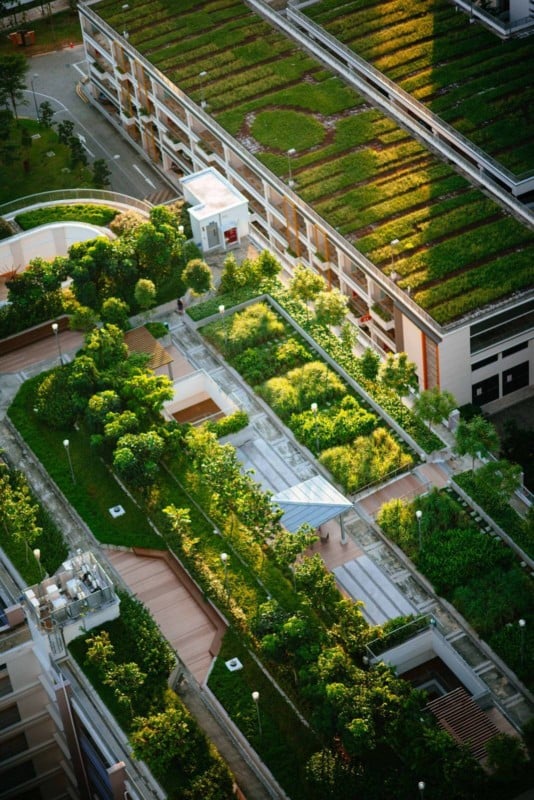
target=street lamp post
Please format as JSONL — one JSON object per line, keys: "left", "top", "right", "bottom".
{"left": 252, "top": 691, "right": 262, "bottom": 737}
{"left": 418, "top": 781, "right": 426, "bottom": 799}
{"left": 122, "top": 3, "right": 129, "bottom": 38}
{"left": 220, "top": 552, "right": 229, "bottom": 597}
{"left": 311, "top": 402, "right": 319, "bottom": 453}
{"left": 390, "top": 238, "right": 400, "bottom": 269}
{"left": 415, "top": 509, "right": 423, "bottom": 551}
{"left": 30, "top": 74, "right": 39, "bottom": 122}
{"left": 519, "top": 618, "right": 526, "bottom": 668}
{"left": 199, "top": 70, "right": 207, "bottom": 108}
{"left": 51, "top": 322, "right": 63, "bottom": 365}
{"left": 33, "top": 548, "right": 44, "bottom": 580}
{"left": 287, "top": 148, "right": 296, "bottom": 186}
{"left": 218, "top": 304, "right": 228, "bottom": 348}
{"left": 63, "top": 439, "right": 76, "bottom": 484}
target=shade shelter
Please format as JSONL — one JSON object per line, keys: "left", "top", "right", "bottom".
{"left": 272, "top": 475, "right": 353, "bottom": 542}
{"left": 124, "top": 326, "right": 173, "bottom": 378}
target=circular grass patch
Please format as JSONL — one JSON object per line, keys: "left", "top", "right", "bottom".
{"left": 251, "top": 110, "right": 325, "bottom": 151}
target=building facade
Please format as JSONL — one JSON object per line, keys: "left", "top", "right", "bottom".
{"left": 79, "top": 2, "right": 533, "bottom": 411}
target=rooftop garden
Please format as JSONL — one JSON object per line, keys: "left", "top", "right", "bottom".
{"left": 306, "top": 0, "right": 534, "bottom": 175}
{"left": 92, "top": 0, "right": 534, "bottom": 327}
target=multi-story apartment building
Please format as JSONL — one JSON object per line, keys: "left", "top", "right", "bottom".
{"left": 78, "top": 0, "right": 533, "bottom": 411}
{"left": 0, "top": 553, "right": 161, "bottom": 800}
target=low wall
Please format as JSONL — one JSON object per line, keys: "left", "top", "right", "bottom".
{"left": 0, "top": 222, "right": 114, "bottom": 277}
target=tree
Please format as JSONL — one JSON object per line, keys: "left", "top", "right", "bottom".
{"left": 255, "top": 249, "right": 281, "bottom": 280}
{"left": 82, "top": 324, "right": 128, "bottom": 371}
{"left": 163, "top": 505, "right": 193, "bottom": 552}
{"left": 289, "top": 264, "right": 325, "bottom": 317}
{"left": 85, "top": 631, "right": 114, "bottom": 676}
{"left": 100, "top": 296, "right": 130, "bottom": 329}
{"left": 103, "top": 661, "right": 146, "bottom": 712}
{"left": 379, "top": 352, "right": 418, "bottom": 396}
{"left": 131, "top": 704, "right": 204, "bottom": 780}
{"left": 270, "top": 523, "right": 316, "bottom": 572}
{"left": 359, "top": 347, "right": 380, "bottom": 381}
{"left": 454, "top": 415, "right": 500, "bottom": 471}
{"left": 68, "top": 135, "right": 88, "bottom": 167}
{"left": 474, "top": 459, "right": 521, "bottom": 505}
{"left": 38, "top": 100, "right": 54, "bottom": 128}
{"left": 0, "top": 466, "right": 42, "bottom": 562}
{"left": 183, "top": 258, "right": 213, "bottom": 295}
{"left": 0, "top": 54, "right": 28, "bottom": 120}
{"left": 134, "top": 278, "right": 156, "bottom": 313}
{"left": 314, "top": 289, "right": 348, "bottom": 329}
{"left": 92, "top": 157, "right": 111, "bottom": 188}
{"left": 339, "top": 321, "right": 357, "bottom": 352}
{"left": 57, "top": 119, "right": 75, "bottom": 144}
{"left": 113, "top": 430, "right": 165, "bottom": 488}
{"left": 413, "top": 386, "right": 456, "bottom": 432}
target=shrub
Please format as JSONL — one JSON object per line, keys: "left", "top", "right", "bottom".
{"left": 205, "top": 410, "right": 249, "bottom": 437}
{"left": 290, "top": 395, "right": 376, "bottom": 452}
{"left": 227, "top": 301, "right": 286, "bottom": 352}
{"left": 15, "top": 204, "right": 118, "bottom": 230}
{"left": 260, "top": 361, "right": 346, "bottom": 418}
{"left": 320, "top": 427, "right": 413, "bottom": 492}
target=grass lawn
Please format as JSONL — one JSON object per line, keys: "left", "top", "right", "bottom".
{"left": 208, "top": 628, "right": 320, "bottom": 800}
{"left": 8, "top": 375, "right": 163, "bottom": 550}
{"left": 0, "top": 118, "right": 93, "bottom": 206}
{"left": 0, "top": 9, "right": 82, "bottom": 57}
{"left": 307, "top": 0, "right": 534, "bottom": 174}
{"left": 93, "top": 0, "right": 534, "bottom": 327}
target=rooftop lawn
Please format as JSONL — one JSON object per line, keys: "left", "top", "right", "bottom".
{"left": 93, "top": 0, "right": 534, "bottom": 328}
{"left": 306, "top": 0, "right": 534, "bottom": 175}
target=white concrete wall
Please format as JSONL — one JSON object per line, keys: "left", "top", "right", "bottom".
{"left": 439, "top": 326, "right": 471, "bottom": 406}
{"left": 380, "top": 628, "right": 488, "bottom": 700}
{"left": 0, "top": 223, "right": 114, "bottom": 277}
{"left": 163, "top": 370, "right": 238, "bottom": 417}
{"left": 401, "top": 314, "right": 425, "bottom": 390}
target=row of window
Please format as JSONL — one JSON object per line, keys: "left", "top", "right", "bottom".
{"left": 471, "top": 340, "right": 529, "bottom": 371}
{"left": 472, "top": 361, "right": 529, "bottom": 405}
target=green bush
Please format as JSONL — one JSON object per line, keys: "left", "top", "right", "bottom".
{"left": 290, "top": 395, "right": 377, "bottom": 453}
{"left": 15, "top": 204, "right": 118, "bottom": 230}
{"left": 205, "top": 410, "right": 249, "bottom": 437}
{"left": 320, "top": 427, "right": 413, "bottom": 493}
{"left": 260, "top": 361, "right": 346, "bottom": 419}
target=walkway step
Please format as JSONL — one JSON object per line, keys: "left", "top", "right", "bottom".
{"left": 236, "top": 438, "right": 299, "bottom": 493}
{"left": 334, "top": 555, "right": 415, "bottom": 625}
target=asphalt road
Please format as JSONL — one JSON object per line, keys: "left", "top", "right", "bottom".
{"left": 24, "top": 45, "right": 174, "bottom": 201}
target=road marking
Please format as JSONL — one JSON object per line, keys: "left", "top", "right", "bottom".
{"left": 132, "top": 164, "right": 156, "bottom": 188}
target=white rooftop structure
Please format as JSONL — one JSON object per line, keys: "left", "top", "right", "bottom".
{"left": 181, "top": 167, "right": 249, "bottom": 252}
{"left": 272, "top": 475, "right": 352, "bottom": 533}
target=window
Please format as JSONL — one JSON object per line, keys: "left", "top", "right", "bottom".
{"left": 502, "top": 362, "right": 529, "bottom": 396}
{"left": 470, "top": 299, "right": 534, "bottom": 354}
{"left": 472, "top": 374, "right": 499, "bottom": 405}
{"left": 502, "top": 341, "right": 528, "bottom": 358}
{"left": 472, "top": 354, "right": 498, "bottom": 371}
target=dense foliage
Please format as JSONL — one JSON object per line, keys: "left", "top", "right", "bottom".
{"left": 378, "top": 489, "right": 534, "bottom": 688}
{"left": 71, "top": 593, "right": 234, "bottom": 799}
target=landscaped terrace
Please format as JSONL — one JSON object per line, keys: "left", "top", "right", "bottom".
{"left": 306, "top": 0, "right": 534, "bottom": 175}
{"left": 93, "top": 0, "right": 534, "bottom": 327}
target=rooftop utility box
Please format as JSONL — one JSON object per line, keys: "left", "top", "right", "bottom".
{"left": 181, "top": 167, "right": 249, "bottom": 253}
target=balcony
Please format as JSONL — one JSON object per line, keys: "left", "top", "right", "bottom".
{"left": 370, "top": 300, "right": 395, "bottom": 332}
